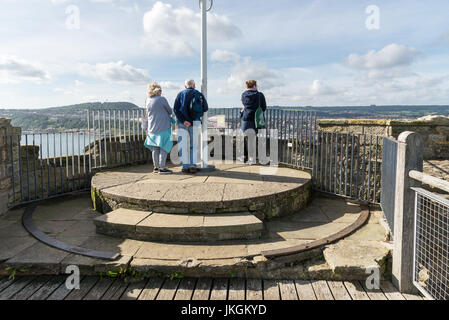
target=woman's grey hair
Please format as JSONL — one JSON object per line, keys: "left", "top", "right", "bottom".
{"left": 185, "top": 79, "right": 195, "bottom": 88}
{"left": 148, "top": 82, "right": 162, "bottom": 97}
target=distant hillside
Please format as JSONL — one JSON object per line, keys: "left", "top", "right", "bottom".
{"left": 1, "top": 102, "right": 449, "bottom": 132}
{"left": 276, "top": 105, "right": 449, "bottom": 119}
{"left": 0, "top": 102, "right": 141, "bottom": 131}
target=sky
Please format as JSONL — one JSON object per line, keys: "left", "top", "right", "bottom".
{"left": 1, "top": 0, "right": 449, "bottom": 109}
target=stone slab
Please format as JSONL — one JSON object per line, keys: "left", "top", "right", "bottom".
{"left": 97, "top": 210, "right": 263, "bottom": 242}
{"left": 323, "top": 240, "right": 391, "bottom": 278}
{"left": 267, "top": 221, "right": 352, "bottom": 241}
{"left": 134, "top": 242, "right": 249, "bottom": 260}
{"left": 94, "top": 209, "right": 152, "bottom": 232}
{"left": 0, "top": 236, "right": 37, "bottom": 262}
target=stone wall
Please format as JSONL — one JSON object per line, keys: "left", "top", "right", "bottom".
{"left": 0, "top": 118, "right": 21, "bottom": 216}
{"left": 318, "top": 117, "right": 449, "bottom": 160}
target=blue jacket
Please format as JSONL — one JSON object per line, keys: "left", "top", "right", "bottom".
{"left": 174, "top": 88, "right": 209, "bottom": 123}
{"left": 241, "top": 90, "right": 267, "bottom": 122}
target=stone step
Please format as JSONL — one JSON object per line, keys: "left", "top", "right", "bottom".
{"left": 94, "top": 209, "right": 264, "bottom": 242}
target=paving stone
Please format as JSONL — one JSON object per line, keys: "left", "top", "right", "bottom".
{"left": 56, "top": 220, "right": 97, "bottom": 237}
{"left": 60, "top": 236, "right": 142, "bottom": 273}
{"left": 134, "top": 242, "right": 248, "bottom": 260}
{"left": 0, "top": 236, "right": 37, "bottom": 262}
{"left": 101, "top": 181, "right": 172, "bottom": 203}
{"left": 161, "top": 183, "right": 226, "bottom": 204}
{"left": 289, "top": 205, "right": 330, "bottom": 223}
{"left": 346, "top": 222, "right": 388, "bottom": 241}
{"left": 4, "top": 236, "right": 90, "bottom": 272}
{"left": 323, "top": 240, "right": 391, "bottom": 278}
{"left": 267, "top": 221, "right": 352, "bottom": 241}
{"left": 33, "top": 220, "right": 78, "bottom": 235}
{"left": 94, "top": 209, "right": 152, "bottom": 232}
{"left": 0, "top": 221, "right": 30, "bottom": 238}
{"left": 0, "top": 208, "right": 25, "bottom": 221}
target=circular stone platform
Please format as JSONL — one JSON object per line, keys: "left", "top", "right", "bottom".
{"left": 91, "top": 163, "right": 312, "bottom": 220}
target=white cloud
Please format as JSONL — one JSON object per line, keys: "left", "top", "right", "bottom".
{"left": 346, "top": 43, "right": 421, "bottom": 70}
{"left": 159, "top": 81, "right": 182, "bottom": 90}
{"left": 142, "top": 1, "right": 241, "bottom": 56}
{"left": 309, "top": 80, "right": 337, "bottom": 96}
{"left": 78, "top": 61, "right": 150, "bottom": 84}
{"left": 211, "top": 50, "right": 240, "bottom": 63}
{"left": 225, "top": 57, "right": 282, "bottom": 92}
{"left": 0, "top": 55, "right": 51, "bottom": 84}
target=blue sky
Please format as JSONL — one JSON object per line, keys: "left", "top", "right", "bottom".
{"left": 1, "top": 0, "right": 449, "bottom": 109}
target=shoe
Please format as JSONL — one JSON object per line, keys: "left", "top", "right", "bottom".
{"left": 189, "top": 166, "right": 198, "bottom": 174}
{"left": 153, "top": 167, "right": 160, "bottom": 174}
{"left": 159, "top": 168, "right": 173, "bottom": 175}
{"left": 248, "top": 158, "right": 256, "bottom": 166}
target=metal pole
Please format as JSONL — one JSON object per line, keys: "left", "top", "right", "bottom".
{"left": 200, "top": 0, "right": 209, "bottom": 169}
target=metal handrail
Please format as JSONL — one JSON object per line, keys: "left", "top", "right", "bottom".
{"left": 409, "top": 170, "right": 449, "bottom": 194}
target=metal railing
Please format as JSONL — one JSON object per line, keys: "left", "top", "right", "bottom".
{"left": 4, "top": 108, "right": 384, "bottom": 206}
{"left": 312, "top": 132, "right": 382, "bottom": 203}
{"left": 410, "top": 171, "right": 449, "bottom": 300}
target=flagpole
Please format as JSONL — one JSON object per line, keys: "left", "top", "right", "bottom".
{"left": 200, "top": 0, "right": 209, "bottom": 169}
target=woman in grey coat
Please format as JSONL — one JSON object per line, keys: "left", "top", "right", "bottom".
{"left": 144, "top": 82, "right": 175, "bottom": 174}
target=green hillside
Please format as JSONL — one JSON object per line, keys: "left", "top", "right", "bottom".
{"left": 0, "top": 102, "right": 141, "bottom": 131}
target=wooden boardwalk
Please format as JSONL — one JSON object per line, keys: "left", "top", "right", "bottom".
{"left": 0, "top": 276, "right": 424, "bottom": 301}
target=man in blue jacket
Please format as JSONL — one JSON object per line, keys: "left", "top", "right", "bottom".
{"left": 174, "top": 79, "right": 209, "bottom": 173}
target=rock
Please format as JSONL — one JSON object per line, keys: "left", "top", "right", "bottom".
{"left": 417, "top": 115, "right": 449, "bottom": 124}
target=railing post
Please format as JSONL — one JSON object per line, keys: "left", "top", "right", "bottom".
{"left": 392, "top": 131, "right": 423, "bottom": 293}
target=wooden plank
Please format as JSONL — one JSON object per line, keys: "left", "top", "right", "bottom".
{"left": 246, "top": 279, "right": 263, "bottom": 301}
{"left": 139, "top": 277, "right": 164, "bottom": 301}
{"left": 210, "top": 278, "right": 228, "bottom": 301}
{"left": 402, "top": 292, "right": 424, "bottom": 300}
{"left": 65, "top": 276, "right": 99, "bottom": 300}
{"left": 263, "top": 280, "right": 280, "bottom": 301}
{"left": 28, "top": 276, "right": 66, "bottom": 300}
{"left": 0, "top": 277, "right": 35, "bottom": 300}
{"left": 0, "top": 277, "right": 17, "bottom": 294}
{"left": 174, "top": 278, "right": 197, "bottom": 301}
{"left": 295, "top": 280, "right": 316, "bottom": 300}
{"left": 360, "top": 280, "right": 387, "bottom": 300}
{"left": 380, "top": 281, "right": 406, "bottom": 300}
{"left": 156, "top": 278, "right": 181, "bottom": 301}
{"left": 310, "top": 280, "right": 334, "bottom": 300}
{"left": 102, "top": 279, "right": 129, "bottom": 300}
{"left": 47, "top": 276, "right": 85, "bottom": 301}
{"left": 11, "top": 276, "right": 52, "bottom": 300}
{"left": 279, "top": 280, "right": 298, "bottom": 300}
{"left": 343, "top": 281, "right": 369, "bottom": 301}
{"left": 83, "top": 277, "right": 115, "bottom": 300}
{"left": 120, "top": 279, "right": 148, "bottom": 300}
{"left": 192, "top": 278, "right": 212, "bottom": 301}
{"left": 228, "top": 278, "right": 246, "bottom": 301}
{"left": 327, "top": 281, "right": 351, "bottom": 300}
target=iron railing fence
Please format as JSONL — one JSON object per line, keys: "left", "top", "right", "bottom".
{"left": 4, "top": 108, "right": 383, "bottom": 206}
{"left": 312, "top": 132, "right": 382, "bottom": 204}
{"left": 4, "top": 129, "right": 150, "bottom": 206}
{"left": 412, "top": 187, "right": 449, "bottom": 300}
{"left": 87, "top": 109, "right": 150, "bottom": 169}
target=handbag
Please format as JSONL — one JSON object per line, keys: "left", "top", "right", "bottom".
{"left": 255, "top": 93, "right": 266, "bottom": 129}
